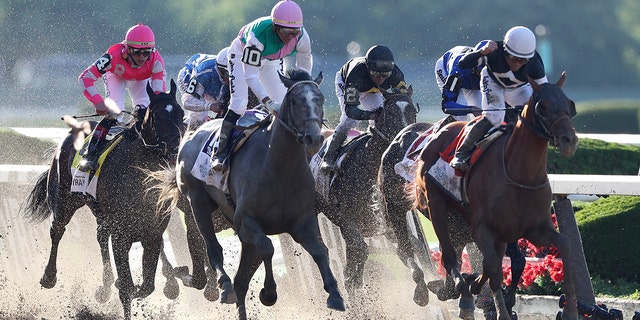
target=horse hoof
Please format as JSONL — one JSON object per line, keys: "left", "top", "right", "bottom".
{"left": 163, "top": 277, "right": 179, "bottom": 300}
{"left": 203, "top": 283, "right": 220, "bottom": 302}
{"left": 220, "top": 289, "right": 238, "bottom": 304}
{"left": 458, "top": 296, "right": 475, "bottom": 312}
{"left": 40, "top": 274, "right": 57, "bottom": 289}
{"left": 426, "top": 279, "right": 444, "bottom": 294}
{"left": 259, "top": 288, "right": 277, "bottom": 306}
{"left": 413, "top": 282, "right": 429, "bottom": 306}
{"left": 95, "top": 286, "right": 111, "bottom": 303}
{"left": 510, "top": 311, "right": 518, "bottom": 320}
{"left": 458, "top": 308, "right": 475, "bottom": 320}
{"left": 327, "top": 295, "right": 345, "bottom": 311}
{"left": 133, "top": 285, "right": 155, "bottom": 299}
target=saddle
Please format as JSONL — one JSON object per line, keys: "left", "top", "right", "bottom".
{"left": 424, "top": 121, "right": 511, "bottom": 203}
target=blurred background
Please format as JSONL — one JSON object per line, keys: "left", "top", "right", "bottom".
{"left": 1, "top": 0, "right": 639, "bottom": 127}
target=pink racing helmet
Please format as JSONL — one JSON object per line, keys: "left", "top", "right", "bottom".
{"left": 271, "top": 0, "right": 303, "bottom": 28}
{"left": 125, "top": 23, "right": 155, "bottom": 49}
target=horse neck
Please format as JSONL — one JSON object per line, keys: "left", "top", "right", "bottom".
{"left": 505, "top": 107, "right": 550, "bottom": 185}
{"left": 267, "top": 117, "right": 307, "bottom": 169}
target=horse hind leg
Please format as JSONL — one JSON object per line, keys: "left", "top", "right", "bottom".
{"left": 159, "top": 246, "right": 180, "bottom": 300}
{"left": 41, "top": 204, "right": 81, "bottom": 289}
{"left": 111, "top": 237, "right": 135, "bottom": 320}
{"left": 94, "top": 221, "right": 114, "bottom": 303}
{"left": 290, "top": 216, "right": 345, "bottom": 312}
{"left": 133, "top": 236, "right": 164, "bottom": 299}
{"left": 233, "top": 242, "right": 262, "bottom": 320}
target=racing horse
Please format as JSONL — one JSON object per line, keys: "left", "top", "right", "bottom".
{"left": 155, "top": 70, "right": 345, "bottom": 320}
{"left": 309, "top": 87, "right": 419, "bottom": 302}
{"left": 414, "top": 73, "right": 580, "bottom": 320}
{"left": 20, "top": 81, "right": 193, "bottom": 320}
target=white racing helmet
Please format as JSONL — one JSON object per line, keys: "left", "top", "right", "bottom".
{"left": 503, "top": 26, "right": 536, "bottom": 58}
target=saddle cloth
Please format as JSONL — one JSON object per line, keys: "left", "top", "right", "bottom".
{"left": 190, "top": 109, "right": 268, "bottom": 192}
{"left": 70, "top": 127, "right": 125, "bottom": 199}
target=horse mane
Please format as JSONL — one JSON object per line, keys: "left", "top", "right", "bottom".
{"left": 284, "top": 68, "right": 313, "bottom": 81}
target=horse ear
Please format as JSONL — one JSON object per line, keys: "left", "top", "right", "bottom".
{"left": 407, "top": 85, "right": 413, "bottom": 97}
{"left": 170, "top": 79, "right": 177, "bottom": 97}
{"left": 557, "top": 71, "right": 567, "bottom": 88}
{"left": 528, "top": 76, "right": 541, "bottom": 92}
{"left": 314, "top": 71, "right": 323, "bottom": 86}
{"left": 279, "top": 72, "right": 294, "bottom": 89}
{"left": 146, "top": 82, "right": 155, "bottom": 99}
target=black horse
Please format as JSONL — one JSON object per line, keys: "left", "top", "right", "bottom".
{"left": 309, "top": 87, "right": 419, "bottom": 302}
{"left": 155, "top": 70, "right": 345, "bottom": 320}
{"left": 20, "top": 81, "right": 193, "bottom": 320}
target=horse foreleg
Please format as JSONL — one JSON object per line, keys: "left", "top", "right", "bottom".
{"left": 531, "top": 228, "right": 579, "bottom": 320}
{"left": 111, "top": 236, "right": 134, "bottom": 320}
{"left": 94, "top": 222, "right": 114, "bottom": 303}
{"left": 291, "top": 217, "right": 345, "bottom": 312}
{"left": 384, "top": 200, "right": 429, "bottom": 306}
{"left": 338, "top": 221, "right": 368, "bottom": 297}
{"left": 473, "top": 227, "right": 509, "bottom": 320}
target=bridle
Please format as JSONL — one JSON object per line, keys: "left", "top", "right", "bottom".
{"left": 372, "top": 92, "right": 418, "bottom": 142}
{"left": 274, "top": 80, "right": 324, "bottom": 143}
{"left": 135, "top": 99, "right": 183, "bottom": 156}
{"left": 517, "top": 86, "right": 572, "bottom": 148}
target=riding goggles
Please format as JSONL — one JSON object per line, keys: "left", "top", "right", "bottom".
{"left": 278, "top": 27, "right": 302, "bottom": 37}
{"left": 369, "top": 70, "right": 392, "bottom": 78}
{"left": 130, "top": 48, "right": 154, "bottom": 57}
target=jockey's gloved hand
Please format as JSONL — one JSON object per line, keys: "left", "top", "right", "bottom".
{"left": 264, "top": 99, "right": 281, "bottom": 114}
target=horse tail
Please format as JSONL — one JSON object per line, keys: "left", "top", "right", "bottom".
{"left": 20, "top": 169, "right": 53, "bottom": 223}
{"left": 144, "top": 165, "right": 181, "bottom": 218}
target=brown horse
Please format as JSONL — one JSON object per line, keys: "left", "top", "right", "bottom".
{"left": 414, "top": 72, "right": 580, "bottom": 320}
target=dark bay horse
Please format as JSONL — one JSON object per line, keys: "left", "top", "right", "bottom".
{"left": 414, "top": 73, "right": 580, "bottom": 320}
{"left": 309, "top": 87, "right": 418, "bottom": 302}
{"left": 20, "top": 81, "right": 191, "bottom": 320}
{"left": 155, "top": 70, "right": 345, "bottom": 320}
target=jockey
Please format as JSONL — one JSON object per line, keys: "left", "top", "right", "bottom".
{"left": 211, "top": 0, "right": 313, "bottom": 171}
{"left": 77, "top": 23, "right": 166, "bottom": 172}
{"left": 319, "top": 45, "right": 408, "bottom": 172}
{"left": 177, "top": 47, "right": 230, "bottom": 130}
{"left": 450, "top": 26, "right": 548, "bottom": 172}
{"left": 434, "top": 40, "right": 490, "bottom": 123}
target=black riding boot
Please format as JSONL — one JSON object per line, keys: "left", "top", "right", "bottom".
{"left": 78, "top": 118, "right": 117, "bottom": 172}
{"left": 450, "top": 117, "right": 493, "bottom": 172}
{"left": 320, "top": 127, "right": 348, "bottom": 172}
{"left": 211, "top": 110, "right": 240, "bottom": 172}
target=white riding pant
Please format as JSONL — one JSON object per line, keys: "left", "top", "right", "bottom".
{"left": 103, "top": 73, "right": 151, "bottom": 122}
{"left": 334, "top": 70, "right": 382, "bottom": 134}
{"left": 480, "top": 67, "right": 533, "bottom": 127}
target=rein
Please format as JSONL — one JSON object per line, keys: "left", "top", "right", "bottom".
{"left": 500, "top": 139, "right": 550, "bottom": 189}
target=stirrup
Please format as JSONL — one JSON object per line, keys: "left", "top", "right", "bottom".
{"left": 77, "top": 158, "right": 99, "bottom": 172}
{"left": 450, "top": 157, "right": 469, "bottom": 172}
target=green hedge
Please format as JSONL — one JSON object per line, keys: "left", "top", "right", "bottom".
{"left": 575, "top": 196, "right": 640, "bottom": 283}
{"left": 548, "top": 138, "right": 640, "bottom": 175}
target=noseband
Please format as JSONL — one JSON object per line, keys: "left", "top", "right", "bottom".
{"left": 274, "top": 80, "right": 323, "bottom": 143}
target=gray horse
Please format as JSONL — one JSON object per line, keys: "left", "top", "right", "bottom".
{"left": 155, "top": 70, "right": 345, "bottom": 320}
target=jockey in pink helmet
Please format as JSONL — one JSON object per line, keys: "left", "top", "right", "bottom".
{"left": 271, "top": 0, "right": 303, "bottom": 28}
{"left": 76, "top": 23, "right": 167, "bottom": 172}
{"left": 124, "top": 23, "right": 156, "bottom": 49}
{"left": 211, "top": 0, "right": 312, "bottom": 171}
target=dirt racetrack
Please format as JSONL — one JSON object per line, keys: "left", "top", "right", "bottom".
{"left": 0, "top": 176, "right": 459, "bottom": 320}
